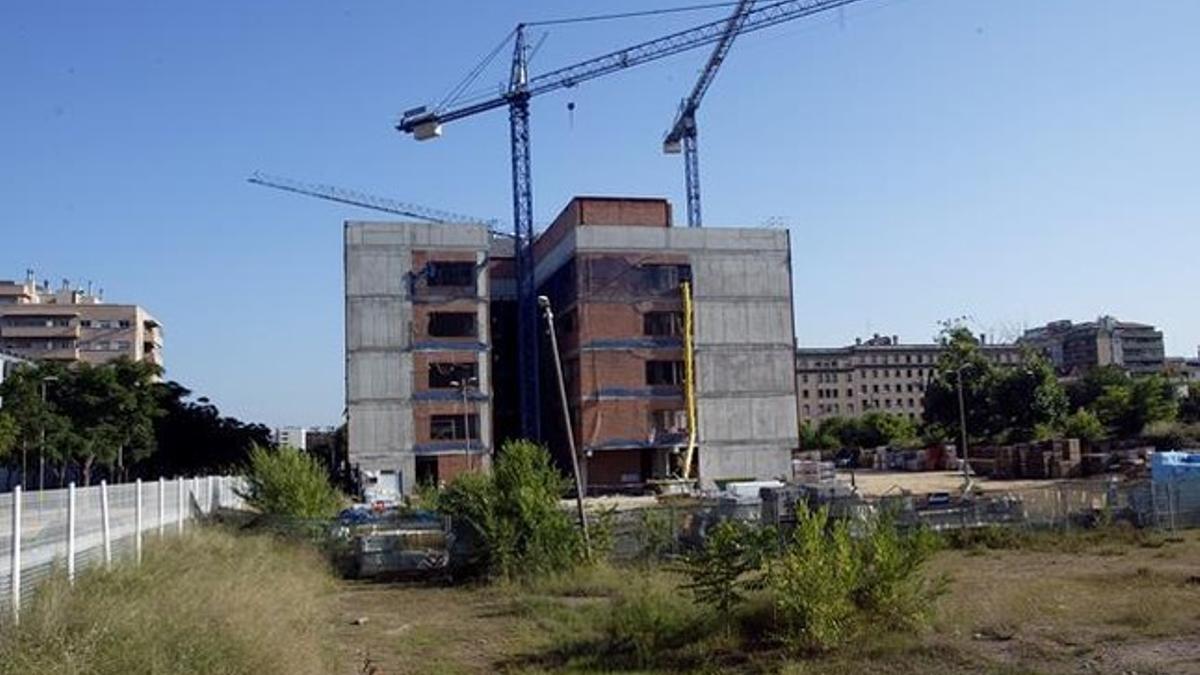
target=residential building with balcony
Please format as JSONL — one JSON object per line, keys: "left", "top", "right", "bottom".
{"left": 0, "top": 275, "right": 163, "bottom": 367}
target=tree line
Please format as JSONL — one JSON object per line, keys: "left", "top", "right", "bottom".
{"left": 803, "top": 327, "right": 1199, "bottom": 451}
{"left": 0, "top": 358, "right": 271, "bottom": 488}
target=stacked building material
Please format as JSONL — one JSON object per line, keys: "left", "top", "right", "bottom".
{"left": 793, "top": 459, "right": 836, "bottom": 485}
{"left": 966, "top": 440, "right": 1082, "bottom": 479}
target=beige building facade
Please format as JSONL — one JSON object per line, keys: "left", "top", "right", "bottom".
{"left": 0, "top": 275, "right": 163, "bottom": 367}
{"left": 795, "top": 334, "right": 1021, "bottom": 426}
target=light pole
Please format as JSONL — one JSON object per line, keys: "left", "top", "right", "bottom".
{"left": 39, "top": 376, "right": 58, "bottom": 491}
{"left": 954, "top": 365, "right": 972, "bottom": 494}
{"left": 538, "top": 295, "right": 591, "bottom": 558}
{"left": 449, "top": 376, "right": 478, "bottom": 471}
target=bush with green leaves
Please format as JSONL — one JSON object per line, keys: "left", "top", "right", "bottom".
{"left": 239, "top": 445, "right": 343, "bottom": 519}
{"left": 681, "top": 520, "right": 776, "bottom": 620}
{"left": 438, "top": 439, "right": 582, "bottom": 579}
{"left": 637, "top": 508, "right": 676, "bottom": 563}
{"left": 764, "top": 504, "right": 943, "bottom": 652}
{"left": 767, "top": 505, "right": 861, "bottom": 652}
{"left": 852, "top": 512, "right": 944, "bottom": 630}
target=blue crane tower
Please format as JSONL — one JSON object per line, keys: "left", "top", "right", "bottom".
{"left": 395, "top": 0, "right": 869, "bottom": 441}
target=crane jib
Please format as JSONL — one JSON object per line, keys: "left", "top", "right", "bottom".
{"left": 397, "top": 0, "right": 866, "bottom": 136}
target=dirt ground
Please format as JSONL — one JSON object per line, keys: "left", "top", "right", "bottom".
{"left": 843, "top": 468, "right": 1085, "bottom": 497}
{"left": 330, "top": 530, "right": 1200, "bottom": 675}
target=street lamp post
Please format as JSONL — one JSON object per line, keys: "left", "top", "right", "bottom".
{"left": 955, "top": 366, "right": 972, "bottom": 494}
{"left": 538, "top": 295, "right": 591, "bottom": 558}
{"left": 39, "top": 376, "right": 58, "bottom": 491}
{"left": 450, "top": 376, "right": 478, "bottom": 471}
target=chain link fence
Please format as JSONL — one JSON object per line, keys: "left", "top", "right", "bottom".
{"left": 0, "top": 476, "right": 247, "bottom": 624}
{"left": 597, "top": 478, "right": 1200, "bottom": 562}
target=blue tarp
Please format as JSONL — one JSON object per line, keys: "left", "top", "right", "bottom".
{"left": 1150, "top": 451, "right": 1200, "bottom": 483}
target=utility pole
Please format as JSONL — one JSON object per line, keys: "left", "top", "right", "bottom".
{"left": 538, "top": 295, "right": 591, "bottom": 558}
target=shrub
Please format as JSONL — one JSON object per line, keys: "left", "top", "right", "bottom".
{"left": 767, "top": 505, "right": 861, "bottom": 652}
{"left": 765, "top": 505, "right": 943, "bottom": 652}
{"left": 852, "top": 514, "right": 944, "bottom": 630}
{"left": 240, "top": 445, "right": 343, "bottom": 519}
{"left": 637, "top": 508, "right": 677, "bottom": 562}
{"left": 439, "top": 439, "right": 582, "bottom": 579}
{"left": 681, "top": 520, "right": 775, "bottom": 620}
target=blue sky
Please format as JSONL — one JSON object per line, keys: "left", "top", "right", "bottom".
{"left": 2, "top": 1, "right": 1197, "bottom": 428}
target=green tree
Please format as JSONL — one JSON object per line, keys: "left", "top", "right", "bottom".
{"left": 989, "top": 354, "right": 1068, "bottom": 442}
{"left": 855, "top": 412, "right": 919, "bottom": 449}
{"left": 1060, "top": 408, "right": 1106, "bottom": 444}
{"left": 681, "top": 520, "right": 775, "bottom": 622}
{"left": 1179, "top": 383, "right": 1200, "bottom": 424}
{"left": 0, "top": 412, "right": 17, "bottom": 461}
{"left": 240, "top": 445, "right": 343, "bottom": 518}
{"left": 1066, "top": 365, "right": 1129, "bottom": 411}
{"left": 1093, "top": 374, "right": 1178, "bottom": 438}
{"left": 0, "top": 361, "right": 75, "bottom": 485}
{"left": 438, "top": 439, "right": 583, "bottom": 579}
{"left": 922, "top": 327, "right": 1000, "bottom": 442}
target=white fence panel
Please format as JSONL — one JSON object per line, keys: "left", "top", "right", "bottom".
{"left": 0, "top": 475, "right": 246, "bottom": 622}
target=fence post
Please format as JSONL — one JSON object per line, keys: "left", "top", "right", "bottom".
{"left": 158, "top": 477, "right": 165, "bottom": 539}
{"left": 177, "top": 477, "right": 184, "bottom": 534}
{"left": 100, "top": 480, "right": 112, "bottom": 571}
{"left": 207, "top": 476, "right": 214, "bottom": 514}
{"left": 11, "top": 485, "right": 21, "bottom": 625}
{"left": 67, "top": 482, "right": 76, "bottom": 585}
{"left": 135, "top": 478, "right": 143, "bottom": 565}
{"left": 192, "top": 477, "right": 200, "bottom": 517}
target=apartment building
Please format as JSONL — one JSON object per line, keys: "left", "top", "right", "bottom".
{"left": 345, "top": 196, "right": 799, "bottom": 495}
{"left": 0, "top": 276, "right": 163, "bottom": 367}
{"left": 274, "top": 426, "right": 309, "bottom": 451}
{"left": 1018, "top": 316, "right": 1165, "bottom": 376}
{"left": 795, "top": 334, "right": 1021, "bottom": 426}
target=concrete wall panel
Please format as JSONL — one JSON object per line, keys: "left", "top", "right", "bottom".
{"left": 348, "top": 351, "right": 411, "bottom": 401}
{"left": 696, "top": 349, "right": 796, "bottom": 394}
{"left": 695, "top": 301, "right": 792, "bottom": 346}
{"left": 346, "top": 297, "right": 409, "bottom": 350}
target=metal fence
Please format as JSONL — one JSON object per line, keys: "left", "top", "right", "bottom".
{"left": 601, "top": 479, "right": 1200, "bottom": 562}
{"left": 0, "top": 475, "right": 246, "bottom": 624}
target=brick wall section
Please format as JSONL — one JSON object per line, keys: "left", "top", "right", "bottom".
{"left": 436, "top": 453, "right": 487, "bottom": 484}
{"left": 585, "top": 450, "right": 643, "bottom": 488}
{"left": 534, "top": 197, "right": 672, "bottom": 260}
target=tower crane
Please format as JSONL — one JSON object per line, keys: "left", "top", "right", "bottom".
{"left": 397, "top": 0, "right": 867, "bottom": 439}
{"left": 665, "top": 0, "right": 864, "bottom": 228}
{"left": 246, "top": 171, "right": 498, "bottom": 227}
{"left": 663, "top": 0, "right": 756, "bottom": 229}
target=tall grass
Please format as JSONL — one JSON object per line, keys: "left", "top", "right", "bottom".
{"left": 0, "top": 528, "right": 336, "bottom": 675}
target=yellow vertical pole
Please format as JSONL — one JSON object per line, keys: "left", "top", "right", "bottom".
{"left": 681, "top": 281, "right": 698, "bottom": 480}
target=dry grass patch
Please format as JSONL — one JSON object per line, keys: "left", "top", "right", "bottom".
{"left": 0, "top": 528, "right": 336, "bottom": 675}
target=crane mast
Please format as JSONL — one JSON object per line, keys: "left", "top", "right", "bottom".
{"left": 396, "top": 0, "right": 867, "bottom": 440}
{"left": 664, "top": 0, "right": 756, "bottom": 228}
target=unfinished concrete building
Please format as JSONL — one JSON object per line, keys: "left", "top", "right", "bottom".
{"left": 345, "top": 197, "right": 799, "bottom": 496}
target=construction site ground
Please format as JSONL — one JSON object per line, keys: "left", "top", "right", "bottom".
{"left": 330, "top": 528, "right": 1200, "bottom": 674}
{"left": 843, "top": 468, "right": 1090, "bottom": 497}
